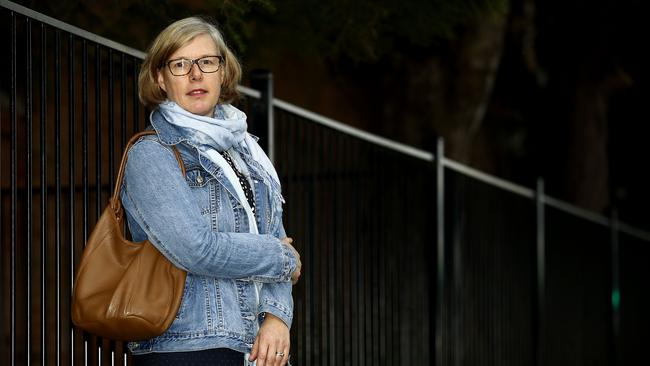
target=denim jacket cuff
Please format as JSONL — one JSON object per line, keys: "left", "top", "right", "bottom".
{"left": 260, "top": 301, "right": 293, "bottom": 329}
{"left": 279, "top": 241, "right": 297, "bottom": 281}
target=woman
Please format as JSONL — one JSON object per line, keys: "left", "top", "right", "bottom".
{"left": 122, "top": 16, "right": 300, "bottom": 366}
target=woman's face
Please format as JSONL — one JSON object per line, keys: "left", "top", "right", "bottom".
{"left": 157, "top": 34, "right": 224, "bottom": 117}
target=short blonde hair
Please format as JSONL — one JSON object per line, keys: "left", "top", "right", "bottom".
{"left": 138, "top": 17, "right": 241, "bottom": 108}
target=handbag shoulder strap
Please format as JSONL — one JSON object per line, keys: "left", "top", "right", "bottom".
{"left": 111, "top": 130, "right": 187, "bottom": 205}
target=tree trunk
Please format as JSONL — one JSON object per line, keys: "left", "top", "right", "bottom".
{"left": 443, "top": 12, "right": 509, "bottom": 164}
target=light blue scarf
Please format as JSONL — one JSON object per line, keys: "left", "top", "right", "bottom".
{"left": 157, "top": 100, "right": 280, "bottom": 233}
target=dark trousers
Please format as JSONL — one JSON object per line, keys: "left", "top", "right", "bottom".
{"left": 132, "top": 348, "right": 245, "bottom": 366}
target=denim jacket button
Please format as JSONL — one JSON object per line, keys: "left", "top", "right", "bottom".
{"left": 196, "top": 175, "right": 204, "bottom": 184}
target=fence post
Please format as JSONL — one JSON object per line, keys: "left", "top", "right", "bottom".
{"left": 535, "top": 178, "right": 546, "bottom": 366}
{"left": 249, "top": 70, "right": 275, "bottom": 163}
{"left": 435, "top": 137, "right": 445, "bottom": 366}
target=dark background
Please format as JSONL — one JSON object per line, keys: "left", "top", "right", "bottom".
{"left": 12, "top": 0, "right": 649, "bottom": 230}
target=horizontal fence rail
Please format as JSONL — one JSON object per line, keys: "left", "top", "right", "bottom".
{"left": 2, "top": 1, "right": 650, "bottom": 365}
{"left": 272, "top": 99, "right": 650, "bottom": 243}
{"left": 273, "top": 99, "right": 435, "bottom": 162}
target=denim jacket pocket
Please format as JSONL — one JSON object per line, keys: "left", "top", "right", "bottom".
{"left": 166, "top": 276, "right": 209, "bottom": 334}
{"left": 214, "top": 279, "right": 248, "bottom": 333}
{"left": 185, "top": 167, "right": 213, "bottom": 188}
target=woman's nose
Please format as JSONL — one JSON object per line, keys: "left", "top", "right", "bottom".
{"left": 189, "top": 63, "right": 203, "bottom": 81}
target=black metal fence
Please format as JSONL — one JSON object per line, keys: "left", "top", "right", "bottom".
{"left": 440, "top": 169, "right": 536, "bottom": 365}
{"left": 273, "top": 108, "right": 434, "bottom": 365}
{"left": 2, "top": 1, "right": 650, "bottom": 365}
{"left": 1, "top": 2, "right": 150, "bottom": 365}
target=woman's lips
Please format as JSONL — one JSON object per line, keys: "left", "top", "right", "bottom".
{"left": 187, "top": 89, "right": 207, "bottom": 96}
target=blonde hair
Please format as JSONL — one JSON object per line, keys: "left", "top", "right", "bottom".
{"left": 138, "top": 17, "right": 241, "bottom": 107}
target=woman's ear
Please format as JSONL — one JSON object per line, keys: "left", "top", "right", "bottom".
{"left": 157, "top": 70, "right": 167, "bottom": 93}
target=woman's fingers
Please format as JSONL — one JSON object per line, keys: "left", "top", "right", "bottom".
{"left": 256, "top": 342, "right": 269, "bottom": 366}
{"left": 291, "top": 268, "right": 301, "bottom": 285}
{"left": 249, "top": 335, "right": 260, "bottom": 362}
{"left": 282, "top": 237, "right": 302, "bottom": 285}
{"left": 254, "top": 333, "right": 289, "bottom": 366}
{"left": 277, "top": 346, "right": 290, "bottom": 365}
{"left": 265, "top": 342, "right": 289, "bottom": 366}
{"left": 254, "top": 314, "right": 291, "bottom": 366}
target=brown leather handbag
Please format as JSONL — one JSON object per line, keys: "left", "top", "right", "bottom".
{"left": 71, "top": 131, "right": 187, "bottom": 341}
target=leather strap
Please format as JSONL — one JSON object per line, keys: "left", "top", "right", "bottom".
{"left": 111, "top": 131, "right": 187, "bottom": 205}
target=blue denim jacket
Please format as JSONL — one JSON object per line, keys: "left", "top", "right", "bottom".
{"left": 120, "top": 111, "right": 296, "bottom": 355}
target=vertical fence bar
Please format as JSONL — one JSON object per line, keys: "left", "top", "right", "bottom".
{"left": 264, "top": 72, "right": 274, "bottom": 163}
{"left": 435, "top": 138, "right": 444, "bottom": 366}
{"left": 88, "top": 49, "right": 100, "bottom": 366}
{"left": 26, "top": 17, "right": 33, "bottom": 366}
{"left": 364, "top": 140, "right": 371, "bottom": 364}
{"left": 108, "top": 49, "right": 115, "bottom": 187}
{"left": 54, "top": 28, "right": 62, "bottom": 366}
{"left": 304, "top": 118, "right": 311, "bottom": 366}
{"left": 39, "top": 21, "right": 48, "bottom": 366}
{"left": 535, "top": 178, "right": 546, "bottom": 366}
{"left": 78, "top": 36, "right": 88, "bottom": 366}
{"left": 65, "top": 32, "right": 76, "bottom": 366}
{"left": 331, "top": 132, "right": 339, "bottom": 365}
{"left": 371, "top": 143, "right": 379, "bottom": 366}
{"left": 81, "top": 38, "right": 88, "bottom": 248}
{"left": 388, "top": 157, "right": 395, "bottom": 364}
{"left": 327, "top": 131, "right": 334, "bottom": 365}
{"left": 132, "top": 59, "right": 140, "bottom": 133}
{"left": 95, "top": 43, "right": 102, "bottom": 221}
{"left": 346, "top": 134, "right": 356, "bottom": 365}
{"left": 343, "top": 137, "right": 352, "bottom": 366}
{"left": 121, "top": 54, "right": 127, "bottom": 149}
{"left": 308, "top": 121, "right": 317, "bottom": 366}
{"left": 10, "top": 10, "right": 17, "bottom": 366}
{"left": 355, "top": 132, "right": 363, "bottom": 366}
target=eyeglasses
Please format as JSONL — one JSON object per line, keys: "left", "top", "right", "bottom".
{"left": 163, "top": 55, "right": 224, "bottom": 76}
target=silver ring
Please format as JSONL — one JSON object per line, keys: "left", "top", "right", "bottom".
{"left": 275, "top": 351, "right": 285, "bottom": 357}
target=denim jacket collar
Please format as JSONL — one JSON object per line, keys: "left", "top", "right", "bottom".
{"left": 150, "top": 109, "right": 194, "bottom": 146}
{"left": 150, "top": 109, "right": 255, "bottom": 156}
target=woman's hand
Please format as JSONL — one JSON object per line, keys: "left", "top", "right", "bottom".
{"left": 281, "top": 237, "right": 301, "bottom": 285}
{"left": 249, "top": 313, "right": 291, "bottom": 366}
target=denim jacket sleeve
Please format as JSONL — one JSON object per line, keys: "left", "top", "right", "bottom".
{"left": 258, "top": 224, "right": 294, "bottom": 328}
{"left": 120, "top": 139, "right": 297, "bottom": 281}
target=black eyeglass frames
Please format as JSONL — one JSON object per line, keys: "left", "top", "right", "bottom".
{"left": 164, "top": 55, "right": 224, "bottom": 76}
